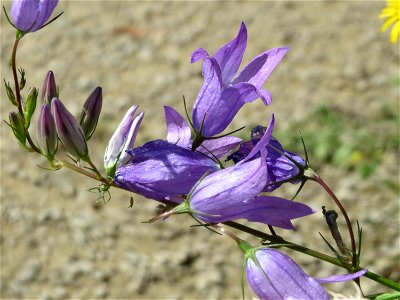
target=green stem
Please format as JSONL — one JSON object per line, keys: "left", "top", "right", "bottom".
{"left": 10, "top": 36, "right": 41, "bottom": 153}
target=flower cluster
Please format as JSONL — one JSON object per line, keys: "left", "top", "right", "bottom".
{"left": 4, "top": 2, "right": 375, "bottom": 298}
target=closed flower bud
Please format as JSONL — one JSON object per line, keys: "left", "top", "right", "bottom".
{"left": 79, "top": 86, "right": 102, "bottom": 140}
{"left": 51, "top": 97, "right": 88, "bottom": 159}
{"left": 24, "top": 87, "right": 38, "bottom": 128}
{"left": 41, "top": 71, "right": 58, "bottom": 104}
{"left": 8, "top": 112, "right": 26, "bottom": 146}
{"left": 37, "top": 103, "right": 57, "bottom": 160}
{"left": 11, "top": 0, "right": 59, "bottom": 33}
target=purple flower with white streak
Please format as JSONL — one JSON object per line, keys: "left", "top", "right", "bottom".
{"left": 11, "top": 0, "right": 59, "bottom": 33}
{"left": 114, "top": 139, "right": 219, "bottom": 203}
{"left": 227, "top": 123, "right": 306, "bottom": 192}
{"left": 164, "top": 105, "right": 242, "bottom": 158}
{"left": 104, "top": 105, "right": 144, "bottom": 177}
{"left": 244, "top": 247, "right": 367, "bottom": 300}
{"left": 191, "top": 22, "right": 289, "bottom": 137}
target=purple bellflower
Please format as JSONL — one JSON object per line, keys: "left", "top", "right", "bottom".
{"left": 11, "top": 0, "right": 59, "bottom": 33}
{"left": 169, "top": 115, "right": 311, "bottom": 227}
{"left": 51, "top": 97, "right": 88, "bottom": 160}
{"left": 104, "top": 105, "right": 144, "bottom": 178}
{"left": 114, "top": 139, "right": 220, "bottom": 203}
{"left": 244, "top": 247, "right": 367, "bottom": 300}
{"left": 228, "top": 123, "right": 306, "bottom": 192}
{"left": 191, "top": 22, "right": 289, "bottom": 137}
{"left": 37, "top": 103, "right": 57, "bottom": 160}
{"left": 164, "top": 105, "right": 242, "bottom": 158}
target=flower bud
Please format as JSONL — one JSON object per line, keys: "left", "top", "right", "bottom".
{"left": 24, "top": 87, "right": 38, "bottom": 128}
{"left": 79, "top": 86, "right": 102, "bottom": 140}
{"left": 11, "top": 0, "right": 59, "bottom": 33}
{"left": 51, "top": 97, "right": 88, "bottom": 159}
{"left": 37, "top": 104, "right": 58, "bottom": 160}
{"left": 104, "top": 105, "right": 144, "bottom": 177}
{"left": 4, "top": 79, "right": 17, "bottom": 106}
{"left": 8, "top": 112, "right": 26, "bottom": 146}
{"left": 41, "top": 71, "right": 58, "bottom": 104}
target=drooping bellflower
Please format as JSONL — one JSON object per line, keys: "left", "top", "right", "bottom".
{"left": 227, "top": 123, "right": 306, "bottom": 192}
{"left": 11, "top": 0, "right": 59, "bottom": 33}
{"left": 243, "top": 246, "right": 367, "bottom": 300}
{"left": 191, "top": 22, "right": 289, "bottom": 137}
{"left": 114, "top": 139, "right": 220, "bottom": 203}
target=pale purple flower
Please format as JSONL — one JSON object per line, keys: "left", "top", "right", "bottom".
{"left": 191, "top": 22, "right": 289, "bottom": 136}
{"left": 114, "top": 139, "right": 219, "bottom": 203}
{"left": 227, "top": 123, "right": 306, "bottom": 192}
{"left": 37, "top": 103, "right": 57, "bottom": 159}
{"left": 51, "top": 97, "right": 88, "bottom": 159}
{"left": 11, "top": 0, "right": 59, "bottom": 33}
{"left": 164, "top": 105, "right": 241, "bottom": 158}
{"left": 245, "top": 248, "right": 367, "bottom": 300}
{"left": 104, "top": 105, "right": 144, "bottom": 177}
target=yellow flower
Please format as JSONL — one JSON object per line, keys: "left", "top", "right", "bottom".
{"left": 379, "top": 0, "right": 400, "bottom": 44}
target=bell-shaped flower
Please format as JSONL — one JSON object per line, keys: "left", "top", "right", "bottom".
{"left": 11, "top": 0, "right": 59, "bottom": 33}
{"left": 51, "top": 97, "right": 88, "bottom": 160}
{"left": 104, "top": 105, "right": 144, "bottom": 177}
{"left": 79, "top": 86, "right": 102, "bottom": 140}
{"left": 114, "top": 139, "right": 220, "bottom": 203}
{"left": 37, "top": 103, "right": 57, "bottom": 160}
{"left": 41, "top": 71, "right": 58, "bottom": 104}
{"left": 191, "top": 22, "right": 289, "bottom": 137}
{"left": 244, "top": 247, "right": 367, "bottom": 300}
{"left": 171, "top": 115, "right": 280, "bottom": 224}
{"left": 227, "top": 123, "right": 306, "bottom": 192}
{"left": 164, "top": 105, "right": 241, "bottom": 158}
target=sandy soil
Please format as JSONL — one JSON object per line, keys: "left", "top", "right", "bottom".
{"left": 1, "top": 1, "right": 399, "bottom": 299}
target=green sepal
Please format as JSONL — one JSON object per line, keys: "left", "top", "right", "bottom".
{"left": 18, "top": 68, "right": 26, "bottom": 91}
{"left": 24, "top": 87, "right": 38, "bottom": 128}
{"left": 6, "top": 112, "right": 27, "bottom": 148}
{"left": 4, "top": 79, "right": 17, "bottom": 106}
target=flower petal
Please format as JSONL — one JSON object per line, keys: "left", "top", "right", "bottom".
{"left": 232, "top": 47, "right": 289, "bottom": 89}
{"left": 197, "top": 136, "right": 242, "bottom": 158}
{"left": 192, "top": 57, "right": 223, "bottom": 135}
{"left": 213, "top": 21, "right": 247, "bottom": 85}
{"left": 316, "top": 270, "right": 368, "bottom": 284}
{"left": 115, "top": 140, "right": 219, "bottom": 203}
{"left": 164, "top": 106, "right": 191, "bottom": 148}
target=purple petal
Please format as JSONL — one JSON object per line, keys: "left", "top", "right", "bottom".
{"left": 197, "top": 136, "right": 242, "bottom": 158}
{"left": 164, "top": 106, "right": 191, "bottom": 148}
{"left": 213, "top": 21, "right": 247, "bottom": 85}
{"left": 192, "top": 57, "right": 223, "bottom": 135}
{"left": 232, "top": 47, "right": 289, "bottom": 89}
{"left": 247, "top": 249, "right": 329, "bottom": 300}
{"left": 115, "top": 140, "right": 219, "bottom": 203}
{"left": 316, "top": 270, "right": 368, "bottom": 284}
{"left": 191, "top": 48, "right": 210, "bottom": 63}
{"left": 195, "top": 82, "right": 260, "bottom": 137}
{"left": 190, "top": 156, "right": 268, "bottom": 222}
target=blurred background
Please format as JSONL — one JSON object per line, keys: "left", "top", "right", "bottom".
{"left": 1, "top": 1, "right": 399, "bottom": 299}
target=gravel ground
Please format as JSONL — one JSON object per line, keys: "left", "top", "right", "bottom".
{"left": 1, "top": 1, "right": 399, "bottom": 299}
